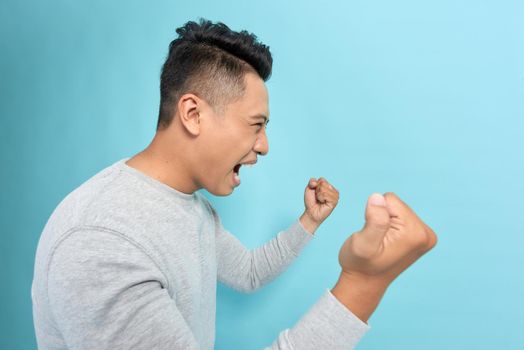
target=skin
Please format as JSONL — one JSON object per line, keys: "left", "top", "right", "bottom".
{"left": 331, "top": 192, "right": 438, "bottom": 323}
{"left": 126, "top": 71, "right": 334, "bottom": 234}
{"left": 126, "top": 70, "right": 438, "bottom": 324}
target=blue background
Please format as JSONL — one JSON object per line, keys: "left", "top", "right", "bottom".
{"left": 1, "top": 0, "right": 523, "bottom": 349}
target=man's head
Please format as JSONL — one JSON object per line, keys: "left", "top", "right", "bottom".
{"left": 157, "top": 18, "right": 272, "bottom": 131}
{"left": 152, "top": 19, "right": 272, "bottom": 196}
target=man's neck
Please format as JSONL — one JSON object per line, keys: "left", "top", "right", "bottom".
{"left": 125, "top": 138, "right": 199, "bottom": 195}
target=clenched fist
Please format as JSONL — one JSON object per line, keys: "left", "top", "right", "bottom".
{"left": 339, "top": 192, "right": 437, "bottom": 282}
{"left": 331, "top": 192, "right": 437, "bottom": 323}
{"left": 299, "top": 177, "right": 339, "bottom": 235}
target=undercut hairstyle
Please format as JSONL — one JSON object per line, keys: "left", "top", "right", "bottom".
{"left": 156, "top": 18, "right": 273, "bottom": 130}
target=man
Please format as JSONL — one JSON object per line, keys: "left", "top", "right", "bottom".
{"left": 31, "top": 18, "right": 437, "bottom": 349}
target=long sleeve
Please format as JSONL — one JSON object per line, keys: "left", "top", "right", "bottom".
{"left": 213, "top": 211, "right": 314, "bottom": 293}
{"left": 210, "top": 208, "right": 371, "bottom": 349}
{"left": 263, "top": 289, "right": 371, "bottom": 349}
{"left": 46, "top": 229, "right": 200, "bottom": 350}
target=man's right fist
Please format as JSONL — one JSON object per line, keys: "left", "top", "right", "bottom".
{"left": 338, "top": 192, "right": 437, "bottom": 284}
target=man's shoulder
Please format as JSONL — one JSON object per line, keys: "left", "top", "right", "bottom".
{"left": 37, "top": 160, "right": 121, "bottom": 234}
{"left": 54, "top": 159, "right": 124, "bottom": 216}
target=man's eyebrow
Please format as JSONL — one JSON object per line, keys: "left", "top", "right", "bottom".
{"left": 250, "top": 114, "right": 270, "bottom": 125}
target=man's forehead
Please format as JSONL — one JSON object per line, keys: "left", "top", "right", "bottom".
{"left": 226, "top": 73, "right": 269, "bottom": 121}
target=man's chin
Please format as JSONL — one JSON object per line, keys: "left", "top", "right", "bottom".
{"left": 204, "top": 184, "right": 235, "bottom": 197}
{"left": 209, "top": 190, "right": 234, "bottom": 197}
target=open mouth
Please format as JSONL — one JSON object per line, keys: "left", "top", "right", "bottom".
{"left": 233, "top": 164, "right": 242, "bottom": 175}
{"left": 231, "top": 164, "right": 242, "bottom": 186}
{"left": 232, "top": 161, "right": 255, "bottom": 187}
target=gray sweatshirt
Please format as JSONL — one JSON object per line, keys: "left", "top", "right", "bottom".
{"left": 31, "top": 158, "right": 370, "bottom": 349}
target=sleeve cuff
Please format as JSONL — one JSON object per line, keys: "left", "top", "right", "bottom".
{"left": 279, "top": 219, "right": 315, "bottom": 256}
{"left": 287, "top": 289, "right": 371, "bottom": 349}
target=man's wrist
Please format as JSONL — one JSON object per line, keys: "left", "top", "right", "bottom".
{"left": 299, "top": 212, "right": 320, "bottom": 235}
{"left": 330, "top": 271, "right": 390, "bottom": 324}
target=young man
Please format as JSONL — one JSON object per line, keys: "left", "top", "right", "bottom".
{"left": 31, "top": 18, "right": 437, "bottom": 349}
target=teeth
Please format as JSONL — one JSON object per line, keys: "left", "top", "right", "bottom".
{"left": 244, "top": 164, "right": 255, "bottom": 168}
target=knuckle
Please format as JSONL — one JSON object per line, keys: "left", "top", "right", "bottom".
{"left": 424, "top": 226, "right": 438, "bottom": 249}
{"left": 411, "top": 224, "right": 433, "bottom": 249}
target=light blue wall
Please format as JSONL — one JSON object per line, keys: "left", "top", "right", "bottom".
{"left": 1, "top": 0, "right": 523, "bottom": 349}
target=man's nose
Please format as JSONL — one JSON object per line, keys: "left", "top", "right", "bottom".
{"left": 254, "top": 128, "right": 269, "bottom": 156}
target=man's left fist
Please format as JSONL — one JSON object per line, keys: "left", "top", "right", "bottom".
{"left": 300, "top": 177, "right": 340, "bottom": 234}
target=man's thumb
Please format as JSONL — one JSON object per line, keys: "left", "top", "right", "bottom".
{"left": 360, "top": 193, "right": 391, "bottom": 247}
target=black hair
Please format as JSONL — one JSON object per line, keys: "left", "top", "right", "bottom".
{"left": 157, "top": 18, "right": 273, "bottom": 130}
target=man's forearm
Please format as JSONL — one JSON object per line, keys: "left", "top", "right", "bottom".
{"left": 330, "top": 271, "right": 390, "bottom": 323}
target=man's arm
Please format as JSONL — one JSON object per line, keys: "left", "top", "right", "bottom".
{"left": 46, "top": 229, "right": 200, "bottom": 350}
{"left": 214, "top": 213, "right": 314, "bottom": 293}
{"left": 260, "top": 274, "right": 387, "bottom": 349}
{"left": 263, "top": 288, "right": 371, "bottom": 350}
{"left": 330, "top": 271, "right": 389, "bottom": 323}
{"left": 264, "top": 192, "right": 437, "bottom": 349}
{"left": 212, "top": 177, "right": 339, "bottom": 293}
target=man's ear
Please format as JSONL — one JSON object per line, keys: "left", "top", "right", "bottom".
{"left": 177, "top": 93, "right": 201, "bottom": 136}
